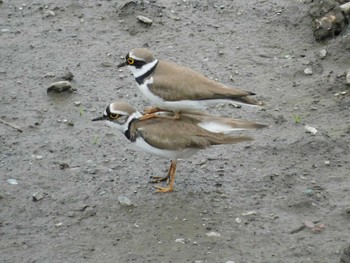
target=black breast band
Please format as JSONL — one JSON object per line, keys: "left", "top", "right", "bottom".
{"left": 135, "top": 61, "right": 158, "bottom": 85}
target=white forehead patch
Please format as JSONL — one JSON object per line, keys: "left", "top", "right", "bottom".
{"left": 129, "top": 50, "right": 144, "bottom": 61}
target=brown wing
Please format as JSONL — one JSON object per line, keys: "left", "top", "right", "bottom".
{"left": 133, "top": 118, "right": 252, "bottom": 151}
{"left": 150, "top": 61, "right": 260, "bottom": 105}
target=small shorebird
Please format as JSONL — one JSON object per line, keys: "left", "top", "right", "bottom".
{"left": 93, "top": 101, "right": 266, "bottom": 193}
{"left": 117, "top": 48, "right": 262, "bottom": 118}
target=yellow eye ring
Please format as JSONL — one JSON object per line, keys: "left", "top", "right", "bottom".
{"left": 127, "top": 58, "right": 135, "bottom": 65}
{"left": 109, "top": 113, "right": 119, "bottom": 119}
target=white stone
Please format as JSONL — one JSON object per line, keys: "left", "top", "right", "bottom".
{"left": 118, "top": 196, "right": 133, "bottom": 207}
{"left": 7, "top": 179, "right": 18, "bottom": 185}
{"left": 318, "top": 49, "right": 327, "bottom": 59}
{"left": 305, "top": 125, "right": 318, "bottom": 135}
{"left": 45, "top": 10, "right": 56, "bottom": 17}
{"left": 304, "top": 68, "right": 313, "bottom": 75}
{"left": 137, "top": 15, "right": 153, "bottom": 24}
{"left": 242, "top": 210, "right": 257, "bottom": 216}
{"left": 175, "top": 238, "right": 185, "bottom": 244}
{"left": 206, "top": 231, "right": 221, "bottom": 237}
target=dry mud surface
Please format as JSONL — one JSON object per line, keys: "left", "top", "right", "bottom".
{"left": 1, "top": 1, "right": 350, "bottom": 262}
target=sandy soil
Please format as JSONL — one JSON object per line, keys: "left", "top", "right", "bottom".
{"left": 1, "top": 0, "right": 350, "bottom": 262}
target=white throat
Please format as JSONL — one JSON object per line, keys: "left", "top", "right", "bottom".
{"left": 128, "top": 59, "right": 158, "bottom": 78}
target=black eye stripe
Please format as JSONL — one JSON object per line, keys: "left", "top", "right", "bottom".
{"left": 133, "top": 60, "right": 146, "bottom": 68}
{"left": 125, "top": 54, "right": 146, "bottom": 68}
{"left": 105, "top": 105, "right": 111, "bottom": 117}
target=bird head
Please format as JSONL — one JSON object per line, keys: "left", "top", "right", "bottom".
{"left": 117, "top": 48, "right": 157, "bottom": 77}
{"left": 92, "top": 101, "right": 140, "bottom": 132}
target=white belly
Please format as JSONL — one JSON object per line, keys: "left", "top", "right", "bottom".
{"left": 134, "top": 137, "right": 198, "bottom": 160}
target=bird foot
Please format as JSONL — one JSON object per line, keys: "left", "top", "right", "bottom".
{"left": 155, "top": 185, "right": 174, "bottom": 193}
{"left": 139, "top": 113, "right": 158, "bottom": 121}
{"left": 143, "top": 106, "right": 161, "bottom": 115}
{"left": 141, "top": 107, "right": 180, "bottom": 121}
{"left": 149, "top": 175, "right": 170, "bottom": 183}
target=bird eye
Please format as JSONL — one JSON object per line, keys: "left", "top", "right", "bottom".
{"left": 127, "top": 58, "right": 135, "bottom": 65}
{"left": 109, "top": 113, "right": 119, "bottom": 119}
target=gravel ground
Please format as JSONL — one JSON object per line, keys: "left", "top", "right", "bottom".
{"left": 1, "top": 1, "right": 350, "bottom": 262}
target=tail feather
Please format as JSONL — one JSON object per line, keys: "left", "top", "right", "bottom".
{"left": 208, "top": 135, "right": 253, "bottom": 146}
{"left": 180, "top": 112, "right": 268, "bottom": 133}
{"left": 236, "top": 95, "right": 263, "bottom": 106}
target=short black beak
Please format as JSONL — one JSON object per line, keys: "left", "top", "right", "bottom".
{"left": 117, "top": 61, "right": 127, "bottom": 68}
{"left": 92, "top": 116, "right": 105, "bottom": 121}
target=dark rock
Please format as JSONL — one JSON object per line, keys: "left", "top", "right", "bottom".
{"left": 47, "top": 81, "right": 75, "bottom": 93}
{"left": 340, "top": 244, "right": 350, "bottom": 263}
{"left": 310, "top": 0, "right": 346, "bottom": 40}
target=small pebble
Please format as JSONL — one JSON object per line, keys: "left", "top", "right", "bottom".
{"left": 137, "top": 15, "right": 153, "bottom": 25}
{"left": 175, "top": 238, "right": 185, "bottom": 244}
{"left": 101, "top": 62, "right": 113, "bottom": 67}
{"left": 45, "top": 10, "right": 55, "bottom": 17}
{"left": 318, "top": 49, "right": 327, "bottom": 59}
{"left": 59, "top": 163, "right": 69, "bottom": 169}
{"left": 346, "top": 70, "right": 350, "bottom": 86}
{"left": 304, "top": 68, "right": 313, "bottom": 75}
{"left": 324, "top": 160, "right": 330, "bottom": 166}
{"left": 7, "top": 179, "right": 18, "bottom": 185}
{"left": 32, "top": 192, "right": 44, "bottom": 201}
{"left": 74, "top": 101, "right": 81, "bottom": 106}
{"left": 118, "top": 196, "right": 133, "bottom": 207}
{"left": 305, "top": 125, "right": 318, "bottom": 135}
{"left": 47, "top": 81, "right": 73, "bottom": 93}
{"left": 206, "top": 231, "right": 221, "bottom": 237}
{"left": 242, "top": 210, "right": 257, "bottom": 216}
{"left": 44, "top": 72, "right": 55, "bottom": 78}
{"left": 31, "top": 155, "right": 43, "bottom": 160}
{"left": 235, "top": 217, "right": 242, "bottom": 224}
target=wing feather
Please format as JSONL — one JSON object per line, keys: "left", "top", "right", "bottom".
{"left": 133, "top": 118, "right": 252, "bottom": 151}
{"left": 149, "top": 61, "right": 260, "bottom": 105}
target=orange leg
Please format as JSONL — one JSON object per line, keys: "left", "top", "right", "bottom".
{"left": 141, "top": 106, "right": 181, "bottom": 120}
{"left": 154, "top": 160, "right": 177, "bottom": 193}
{"left": 139, "top": 111, "right": 181, "bottom": 121}
{"left": 143, "top": 106, "right": 162, "bottom": 115}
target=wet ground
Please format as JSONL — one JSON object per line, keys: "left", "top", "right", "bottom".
{"left": 1, "top": 0, "right": 350, "bottom": 262}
